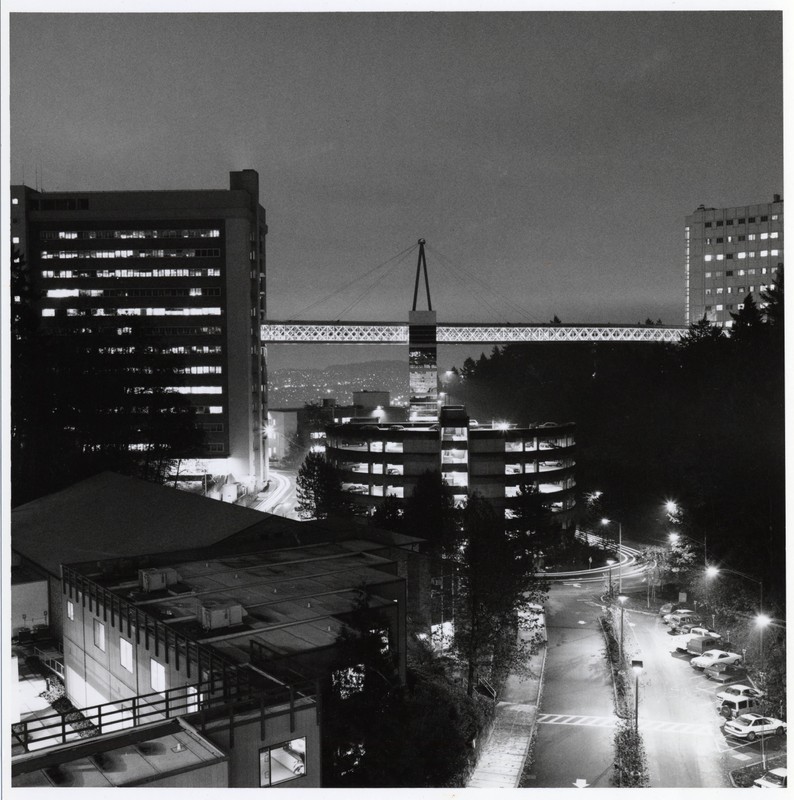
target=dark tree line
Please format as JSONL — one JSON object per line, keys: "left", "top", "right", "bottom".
{"left": 452, "top": 270, "right": 785, "bottom": 602}
{"left": 11, "top": 247, "right": 204, "bottom": 507}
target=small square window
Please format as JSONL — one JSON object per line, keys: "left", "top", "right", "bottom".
{"left": 716, "top": 237, "right": 724, "bottom": 244}
{"left": 738, "top": 234, "right": 746, "bottom": 241}
{"left": 726, "top": 270, "right": 733, "bottom": 276}
{"left": 704, "top": 255, "right": 712, "bottom": 262}
{"left": 12, "top": 198, "right": 19, "bottom": 205}
{"left": 704, "top": 222, "right": 712, "bottom": 228}
{"left": 120, "top": 638, "right": 134, "bottom": 673}
{"left": 771, "top": 214, "right": 779, "bottom": 221}
{"left": 67, "top": 600, "right": 75, "bottom": 620}
{"left": 150, "top": 658, "right": 166, "bottom": 692}
{"left": 94, "top": 619, "right": 106, "bottom": 651}
{"left": 716, "top": 220, "right": 723, "bottom": 227}
{"left": 716, "top": 304, "right": 724, "bottom": 311}
{"left": 726, "top": 219, "right": 733, "bottom": 225}
{"left": 260, "top": 739, "right": 307, "bottom": 786}
{"left": 726, "top": 253, "right": 733, "bottom": 259}
{"left": 705, "top": 272, "right": 712, "bottom": 278}
{"left": 12, "top": 236, "right": 20, "bottom": 244}
{"left": 748, "top": 216, "right": 756, "bottom": 223}
{"left": 760, "top": 215, "right": 768, "bottom": 222}
{"left": 738, "top": 218, "right": 746, "bottom": 224}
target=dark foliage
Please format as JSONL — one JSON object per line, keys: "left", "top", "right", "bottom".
{"left": 453, "top": 268, "right": 784, "bottom": 602}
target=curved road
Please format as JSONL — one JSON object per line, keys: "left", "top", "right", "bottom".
{"left": 255, "top": 468, "right": 298, "bottom": 518}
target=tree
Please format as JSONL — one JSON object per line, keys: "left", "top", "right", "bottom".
{"left": 453, "top": 493, "right": 547, "bottom": 697}
{"left": 402, "top": 471, "right": 458, "bottom": 556}
{"left": 370, "top": 494, "right": 404, "bottom": 532}
{"left": 295, "top": 451, "right": 348, "bottom": 520}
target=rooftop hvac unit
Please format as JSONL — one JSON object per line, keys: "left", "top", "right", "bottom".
{"left": 200, "top": 600, "right": 244, "bottom": 631}
{"left": 138, "top": 568, "right": 179, "bottom": 593}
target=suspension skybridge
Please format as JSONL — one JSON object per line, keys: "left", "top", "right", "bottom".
{"left": 261, "top": 239, "right": 687, "bottom": 345}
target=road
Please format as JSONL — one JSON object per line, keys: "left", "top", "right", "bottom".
{"left": 525, "top": 580, "right": 617, "bottom": 789}
{"left": 255, "top": 467, "right": 298, "bottom": 518}
{"left": 527, "top": 548, "right": 784, "bottom": 788}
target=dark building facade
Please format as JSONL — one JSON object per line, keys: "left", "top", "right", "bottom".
{"left": 10, "top": 170, "right": 268, "bottom": 485}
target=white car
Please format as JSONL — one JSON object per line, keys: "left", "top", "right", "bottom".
{"left": 688, "top": 626, "right": 721, "bottom": 639}
{"left": 663, "top": 608, "right": 694, "bottom": 624}
{"left": 717, "top": 684, "right": 764, "bottom": 702}
{"left": 753, "top": 767, "right": 787, "bottom": 788}
{"left": 691, "top": 649, "right": 742, "bottom": 670}
{"left": 723, "top": 713, "right": 787, "bottom": 741}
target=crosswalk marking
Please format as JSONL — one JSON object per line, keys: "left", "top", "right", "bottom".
{"left": 537, "top": 713, "right": 714, "bottom": 737}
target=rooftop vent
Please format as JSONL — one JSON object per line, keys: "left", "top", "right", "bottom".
{"left": 138, "top": 567, "right": 179, "bottom": 594}
{"left": 200, "top": 599, "right": 244, "bottom": 631}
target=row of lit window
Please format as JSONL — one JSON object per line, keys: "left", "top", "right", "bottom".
{"left": 703, "top": 213, "right": 779, "bottom": 227}
{"left": 42, "top": 307, "right": 223, "bottom": 318}
{"left": 53, "top": 326, "right": 223, "bottom": 337}
{"left": 41, "top": 228, "right": 221, "bottom": 240}
{"left": 40, "top": 248, "right": 221, "bottom": 259}
{"left": 46, "top": 287, "right": 221, "bottom": 299}
{"left": 705, "top": 232, "right": 780, "bottom": 244}
{"left": 704, "top": 250, "right": 780, "bottom": 262}
{"left": 123, "top": 365, "right": 222, "bottom": 375}
{"left": 705, "top": 285, "right": 768, "bottom": 296}
{"left": 704, "top": 268, "right": 773, "bottom": 279}
{"left": 41, "top": 268, "right": 222, "bottom": 278}
{"left": 132, "top": 385, "right": 223, "bottom": 394}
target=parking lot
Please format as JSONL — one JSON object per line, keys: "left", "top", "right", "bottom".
{"left": 622, "top": 603, "right": 786, "bottom": 787}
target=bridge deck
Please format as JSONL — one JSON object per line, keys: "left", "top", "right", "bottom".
{"left": 262, "top": 322, "right": 689, "bottom": 344}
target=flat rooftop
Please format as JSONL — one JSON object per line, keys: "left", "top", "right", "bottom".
{"left": 12, "top": 718, "right": 226, "bottom": 788}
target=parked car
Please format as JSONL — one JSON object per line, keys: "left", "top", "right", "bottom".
{"left": 668, "top": 612, "right": 703, "bottom": 631}
{"left": 663, "top": 608, "right": 694, "bottom": 624}
{"left": 691, "top": 649, "right": 742, "bottom": 670}
{"left": 723, "top": 714, "right": 787, "bottom": 740}
{"left": 705, "top": 662, "right": 748, "bottom": 683}
{"left": 717, "top": 684, "right": 764, "bottom": 702}
{"left": 718, "top": 696, "right": 762, "bottom": 719}
{"left": 687, "top": 626, "right": 721, "bottom": 639}
{"left": 687, "top": 636, "right": 723, "bottom": 656}
{"left": 753, "top": 767, "right": 787, "bottom": 788}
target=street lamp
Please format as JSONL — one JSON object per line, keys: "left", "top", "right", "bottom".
{"left": 631, "top": 659, "right": 644, "bottom": 734}
{"left": 618, "top": 594, "right": 628, "bottom": 661}
{"left": 602, "top": 518, "right": 623, "bottom": 594}
{"left": 606, "top": 558, "right": 616, "bottom": 597}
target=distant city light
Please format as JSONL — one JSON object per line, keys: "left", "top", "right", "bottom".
{"left": 756, "top": 614, "right": 771, "bottom": 628}
{"left": 494, "top": 421, "right": 511, "bottom": 431}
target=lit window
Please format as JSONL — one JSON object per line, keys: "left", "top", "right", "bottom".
{"left": 771, "top": 249, "right": 779, "bottom": 256}
{"left": 150, "top": 659, "right": 166, "bottom": 692}
{"left": 738, "top": 252, "right": 746, "bottom": 259}
{"left": 704, "top": 255, "right": 712, "bottom": 262}
{"left": 771, "top": 214, "right": 779, "bottom": 220}
{"left": 704, "top": 271, "right": 712, "bottom": 278}
{"left": 760, "top": 232, "right": 769, "bottom": 240}
{"left": 748, "top": 234, "right": 756, "bottom": 241}
{"left": 42, "top": 309, "right": 55, "bottom": 317}
{"left": 120, "top": 638, "right": 134, "bottom": 673}
{"left": 260, "top": 739, "right": 306, "bottom": 786}
{"left": 705, "top": 289, "right": 712, "bottom": 296}
{"left": 12, "top": 236, "right": 19, "bottom": 244}
{"left": 94, "top": 619, "right": 106, "bottom": 651}
{"left": 716, "top": 304, "right": 724, "bottom": 311}
{"left": 67, "top": 600, "right": 74, "bottom": 620}
{"left": 770, "top": 231, "right": 779, "bottom": 239}
{"left": 716, "top": 255, "right": 724, "bottom": 261}
{"left": 12, "top": 198, "right": 18, "bottom": 205}
{"left": 760, "top": 250, "right": 768, "bottom": 258}
{"left": 716, "top": 288, "right": 724, "bottom": 294}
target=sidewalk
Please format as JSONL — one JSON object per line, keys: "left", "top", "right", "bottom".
{"left": 467, "top": 625, "right": 547, "bottom": 788}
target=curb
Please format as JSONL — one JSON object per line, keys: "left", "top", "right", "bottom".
{"left": 515, "top": 637, "right": 548, "bottom": 788}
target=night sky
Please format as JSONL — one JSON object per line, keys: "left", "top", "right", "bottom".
{"left": 9, "top": 10, "right": 783, "bottom": 369}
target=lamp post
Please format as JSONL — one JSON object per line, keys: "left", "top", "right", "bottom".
{"left": 631, "top": 659, "right": 644, "bottom": 734}
{"left": 618, "top": 594, "right": 628, "bottom": 661}
{"left": 606, "top": 559, "right": 615, "bottom": 597}
{"left": 706, "top": 566, "right": 769, "bottom": 768}
{"left": 601, "top": 518, "right": 622, "bottom": 594}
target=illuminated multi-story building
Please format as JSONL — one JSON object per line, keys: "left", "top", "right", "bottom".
{"left": 685, "top": 195, "right": 783, "bottom": 327}
{"left": 326, "top": 408, "right": 576, "bottom": 525}
{"left": 10, "top": 170, "right": 268, "bottom": 486}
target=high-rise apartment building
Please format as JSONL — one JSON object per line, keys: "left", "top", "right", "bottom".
{"left": 685, "top": 195, "right": 783, "bottom": 327}
{"left": 10, "top": 170, "right": 268, "bottom": 486}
